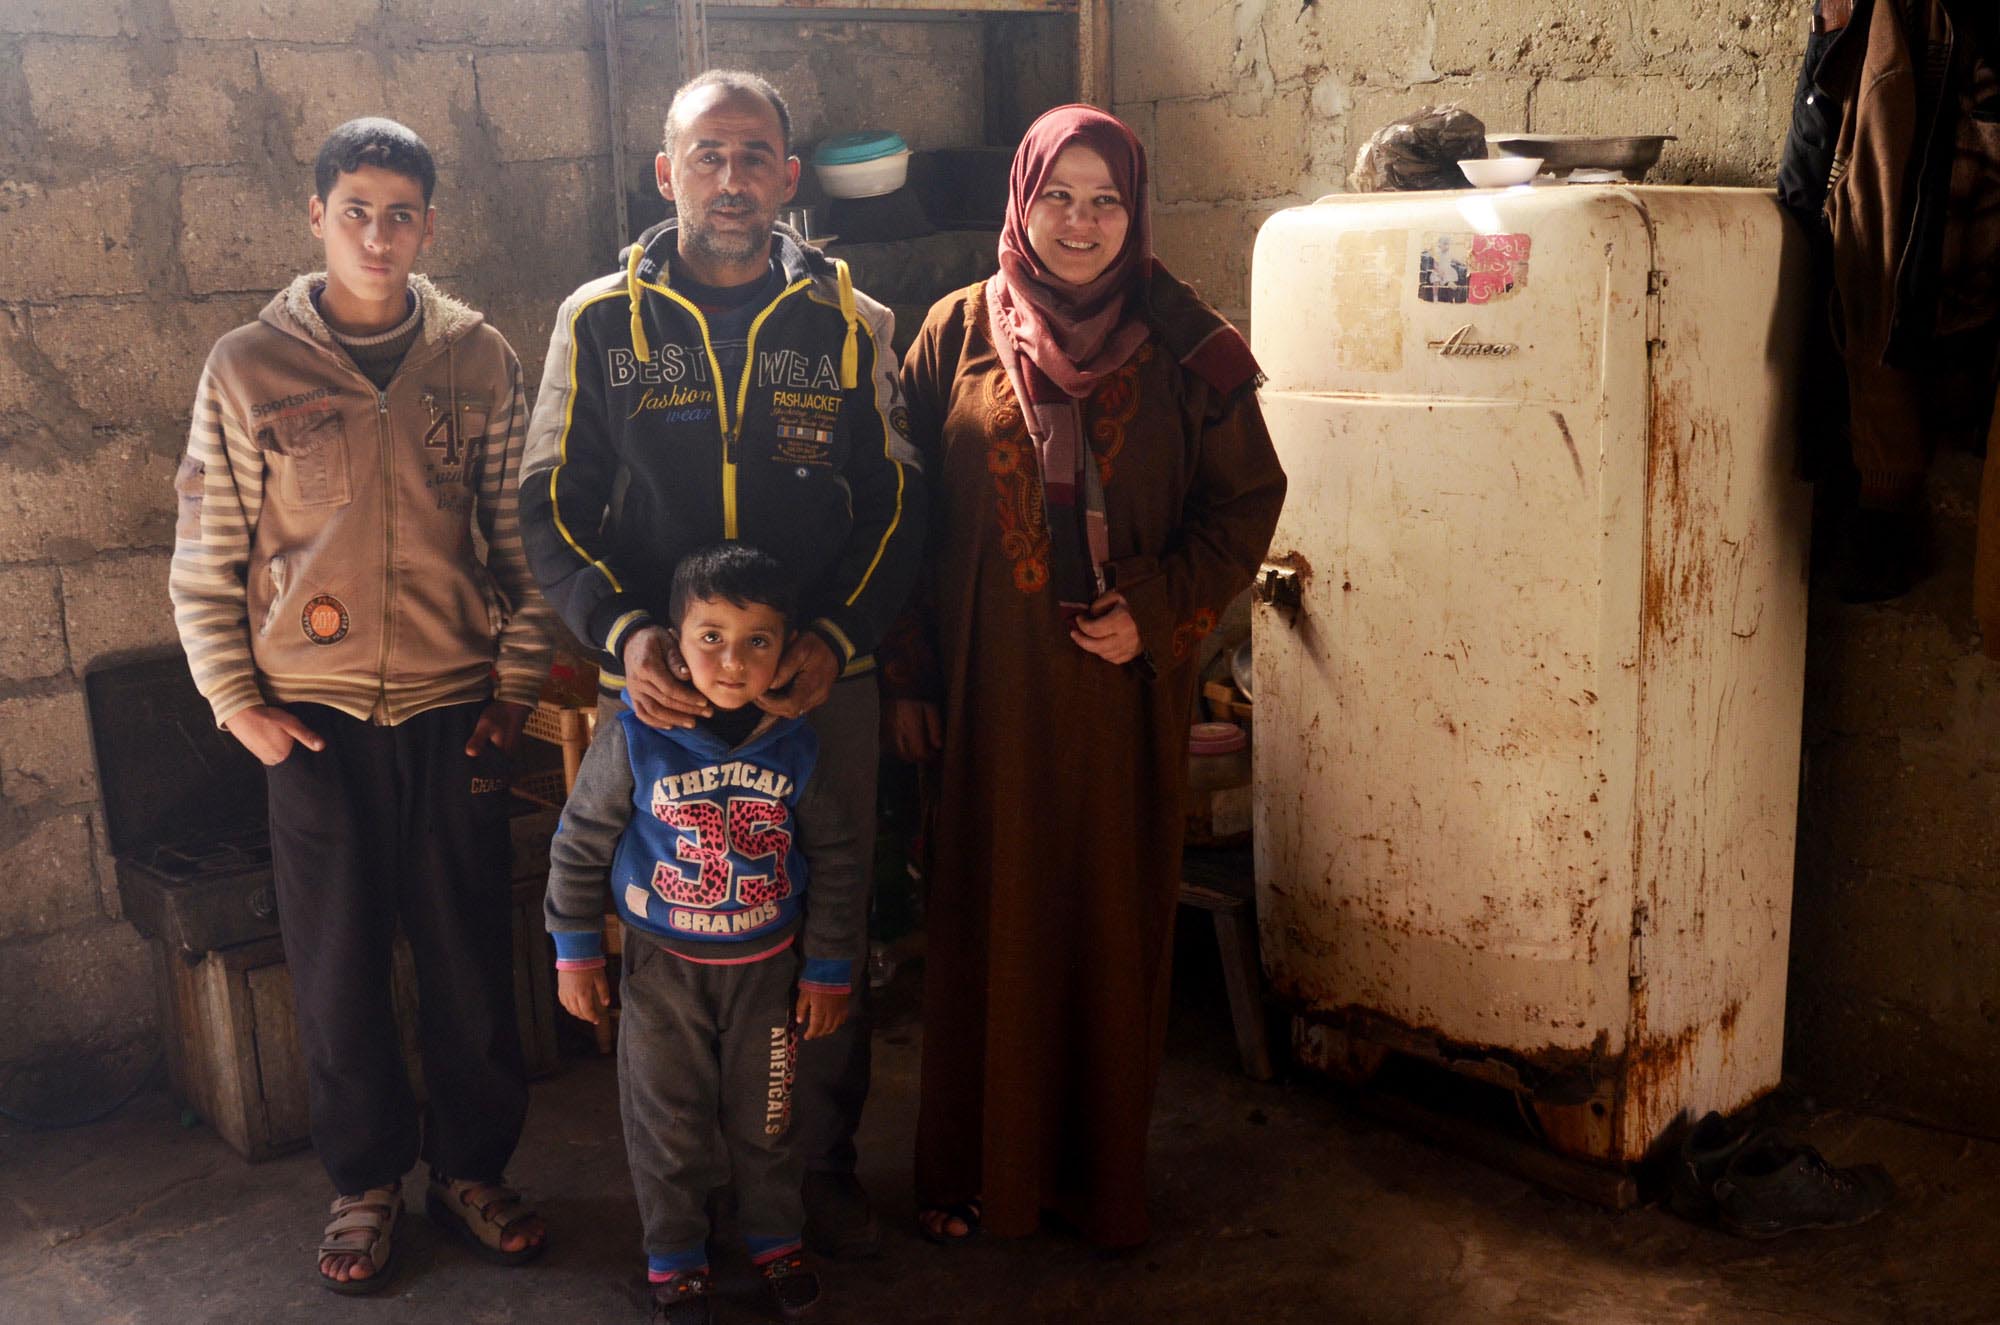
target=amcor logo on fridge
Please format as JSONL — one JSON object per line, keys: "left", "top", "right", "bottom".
{"left": 1427, "top": 325, "right": 1518, "bottom": 357}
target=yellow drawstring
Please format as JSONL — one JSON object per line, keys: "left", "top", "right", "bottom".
{"left": 835, "top": 258, "right": 858, "bottom": 389}
{"left": 626, "top": 243, "right": 650, "bottom": 362}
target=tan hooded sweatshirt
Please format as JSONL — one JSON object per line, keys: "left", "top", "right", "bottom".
{"left": 169, "top": 273, "right": 554, "bottom": 726}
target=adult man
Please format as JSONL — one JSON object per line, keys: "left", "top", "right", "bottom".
{"left": 520, "top": 70, "right": 920, "bottom": 1266}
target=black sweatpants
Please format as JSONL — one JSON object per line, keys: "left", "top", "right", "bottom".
{"left": 265, "top": 700, "right": 525, "bottom": 1195}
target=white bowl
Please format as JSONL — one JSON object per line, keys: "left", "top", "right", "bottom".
{"left": 1458, "top": 156, "right": 1542, "bottom": 188}
{"left": 814, "top": 151, "right": 911, "bottom": 199}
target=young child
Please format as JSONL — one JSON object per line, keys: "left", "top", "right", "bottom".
{"left": 547, "top": 541, "right": 862, "bottom": 1324}
{"left": 167, "top": 117, "right": 554, "bottom": 1291}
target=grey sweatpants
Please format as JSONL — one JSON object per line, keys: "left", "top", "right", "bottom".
{"left": 618, "top": 931, "right": 803, "bottom": 1260}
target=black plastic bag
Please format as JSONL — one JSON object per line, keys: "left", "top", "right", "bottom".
{"left": 1350, "top": 104, "right": 1488, "bottom": 192}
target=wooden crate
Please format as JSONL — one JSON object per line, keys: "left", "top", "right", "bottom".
{"left": 158, "top": 813, "right": 564, "bottom": 1161}
{"left": 154, "top": 935, "right": 426, "bottom": 1163}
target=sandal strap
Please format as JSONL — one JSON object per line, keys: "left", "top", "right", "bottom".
{"left": 320, "top": 1189, "right": 399, "bottom": 1261}
{"left": 436, "top": 1178, "right": 538, "bottom": 1245}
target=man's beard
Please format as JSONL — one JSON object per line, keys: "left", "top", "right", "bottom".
{"left": 681, "top": 191, "right": 772, "bottom": 265}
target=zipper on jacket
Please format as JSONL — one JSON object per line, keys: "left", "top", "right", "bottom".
{"left": 655, "top": 278, "right": 811, "bottom": 539}
{"left": 374, "top": 386, "right": 395, "bottom": 716}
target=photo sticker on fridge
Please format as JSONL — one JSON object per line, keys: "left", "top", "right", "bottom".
{"left": 1417, "top": 232, "right": 1531, "bottom": 305}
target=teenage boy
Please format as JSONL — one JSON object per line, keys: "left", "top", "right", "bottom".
{"left": 547, "top": 541, "right": 862, "bottom": 1324}
{"left": 168, "top": 116, "right": 554, "bottom": 1293}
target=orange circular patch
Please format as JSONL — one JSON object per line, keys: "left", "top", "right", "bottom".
{"left": 301, "top": 594, "right": 350, "bottom": 646}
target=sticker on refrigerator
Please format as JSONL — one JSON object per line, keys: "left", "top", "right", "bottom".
{"left": 1416, "top": 232, "right": 1531, "bottom": 305}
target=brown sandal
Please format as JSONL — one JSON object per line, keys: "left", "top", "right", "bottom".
{"left": 318, "top": 1183, "right": 402, "bottom": 1295}
{"left": 426, "top": 1177, "right": 546, "bottom": 1266}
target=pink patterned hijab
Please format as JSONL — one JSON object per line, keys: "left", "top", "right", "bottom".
{"left": 991, "top": 105, "right": 1153, "bottom": 398}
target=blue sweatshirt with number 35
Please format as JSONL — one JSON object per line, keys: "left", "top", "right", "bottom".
{"left": 545, "top": 709, "right": 861, "bottom": 993}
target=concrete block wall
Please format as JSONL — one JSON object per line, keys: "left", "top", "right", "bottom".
{"left": 1114, "top": 0, "right": 1811, "bottom": 320}
{"left": 0, "top": 0, "right": 996, "bottom": 1116}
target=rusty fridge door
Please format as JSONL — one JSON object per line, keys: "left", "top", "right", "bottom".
{"left": 1247, "top": 186, "right": 1810, "bottom": 1163}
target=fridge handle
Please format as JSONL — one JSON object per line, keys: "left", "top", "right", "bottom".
{"left": 1254, "top": 563, "right": 1303, "bottom": 613}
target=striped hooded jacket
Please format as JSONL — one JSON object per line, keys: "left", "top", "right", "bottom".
{"left": 168, "top": 274, "right": 554, "bottom": 727}
{"left": 519, "top": 223, "right": 923, "bottom": 684}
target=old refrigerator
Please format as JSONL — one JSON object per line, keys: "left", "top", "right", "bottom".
{"left": 1248, "top": 186, "right": 1811, "bottom": 1162}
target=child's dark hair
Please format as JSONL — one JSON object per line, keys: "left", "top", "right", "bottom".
{"left": 314, "top": 117, "right": 437, "bottom": 205}
{"left": 668, "top": 542, "right": 796, "bottom": 629}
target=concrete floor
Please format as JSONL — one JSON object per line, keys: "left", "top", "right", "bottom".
{"left": 5, "top": 957, "right": 2000, "bottom": 1325}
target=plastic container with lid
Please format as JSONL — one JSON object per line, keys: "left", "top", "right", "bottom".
{"left": 1185, "top": 722, "right": 1252, "bottom": 847}
{"left": 812, "top": 131, "right": 912, "bottom": 199}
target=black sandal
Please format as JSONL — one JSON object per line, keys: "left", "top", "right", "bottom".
{"left": 917, "top": 1199, "right": 982, "bottom": 1245}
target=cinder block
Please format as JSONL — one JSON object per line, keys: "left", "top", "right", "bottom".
{"left": 0, "top": 813, "right": 101, "bottom": 941}
{"left": 1433, "top": 0, "right": 1634, "bottom": 78}
{"left": 0, "top": 689, "right": 95, "bottom": 807}
{"left": 22, "top": 40, "right": 256, "bottom": 166}
{"left": 1804, "top": 734, "right": 2000, "bottom": 889}
{"left": 1155, "top": 89, "right": 1311, "bottom": 204}
{"left": 1632, "top": 0, "right": 1803, "bottom": 79}
{"left": 0, "top": 3, "right": 124, "bottom": 36}
{"left": 1112, "top": 0, "right": 1236, "bottom": 104}
{"left": 1802, "top": 600, "right": 1962, "bottom": 740}
{"left": 429, "top": 159, "right": 611, "bottom": 287}
{"left": 0, "top": 305, "right": 49, "bottom": 424}
{"left": 618, "top": 17, "right": 679, "bottom": 163}
{"left": 29, "top": 297, "right": 265, "bottom": 428}
{"left": 0, "top": 436, "right": 179, "bottom": 563}
{"left": 0, "top": 176, "right": 146, "bottom": 301}
{"left": 382, "top": 0, "right": 596, "bottom": 46}
{"left": 477, "top": 51, "right": 609, "bottom": 162}
{"left": 254, "top": 46, "right": 477, "bottom": 166}
{"left": 179, "top": 173, "right": 316, "bottom": 296}
{"left": 62, "top": 552, "right": 176, "bottom": 670}
{"left": 708, "top": 20, "right": 985, "bottom": 153}
{"left": 1269, "top": 3, "right": 1438, "bottom": 88}
{"left": 0, "top": 565, "right": 65, "bottom": 683}
{"left": 166, "top": 0, "right": 375, "bottom": 42}
{"left": 0, "top": 919, "right": 154, "bottom": 1059}
{"left": 1529, "top": 74, "right": 1780, "bottom": 185}
{"left": 1152, "top": 204, "right": 1272, "bottom": 318}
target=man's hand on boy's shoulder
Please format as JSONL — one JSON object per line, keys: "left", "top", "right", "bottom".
{"left": 622, "top": 625, "right": 711, "bottom": 730}
{"left": 794, "top": 984, "right": 851, "bottom": 1041}
{"left": 757, "top": 633, "right": 838, "bottom": 718}
{"left": 224, "top": 704, "right": 326, "bottom": 766}
{"left": 465, "top": 699, "right": 532, "bottom": 756}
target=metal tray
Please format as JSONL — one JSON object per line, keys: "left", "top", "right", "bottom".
{"left": 1485, "top": 133, "right": 1675, "bottom": 179}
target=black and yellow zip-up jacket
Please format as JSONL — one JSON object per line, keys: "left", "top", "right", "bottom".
{"left": 520, "top": 223, "right": 923, "bottom": 683}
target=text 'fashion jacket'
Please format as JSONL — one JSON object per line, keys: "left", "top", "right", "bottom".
{"left": 519, "top": 223, "right": 925, "bottom": 684}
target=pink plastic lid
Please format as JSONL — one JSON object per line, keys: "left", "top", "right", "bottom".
{"left": 1188, "top": 721, "right": 1247, "bottom": 755}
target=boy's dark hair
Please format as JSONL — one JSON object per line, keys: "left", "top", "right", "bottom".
{"left": 662, "top": 69, "right": 792, "bottom": 158}
{"left": 668, "top": 542, "right": 796, "bottom": 629}
{"left": 314, "top": 117, "right": 438, "bottom": 205}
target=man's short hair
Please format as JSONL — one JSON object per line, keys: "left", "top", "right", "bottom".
{"left": 668, "top": 541, "right": 797, "bottom": 629}
{"left": 661, "top": 70, "right": 792, "bottom": 159}
{"left": 314, "top": 117, "right": 438, "bottom": 205}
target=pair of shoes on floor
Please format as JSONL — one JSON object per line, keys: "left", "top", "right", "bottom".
{"left": 650, "top": 1256, "right": 821, "bottom": 1323}
{"left": 802, "top": 1170, "right": 881, "bottom": 1260}
{"left": 1671, "top": 1111, "right": 1894, "bottom": 1238}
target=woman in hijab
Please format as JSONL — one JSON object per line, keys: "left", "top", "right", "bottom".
{"left": 883, "top": 104, "right": 1287, "bottom": 1248}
